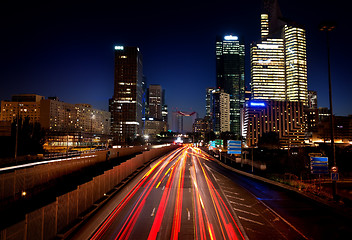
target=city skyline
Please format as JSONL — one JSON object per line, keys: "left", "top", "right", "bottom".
{"left": 1, "top": 0, "right": 350, "bottom": 121}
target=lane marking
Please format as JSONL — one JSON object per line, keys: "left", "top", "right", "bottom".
{"left": 238, "top": 216, "right": 264, "bottom": 226}
{"left": 151, "top": 207, "right": 156, "bottom": 217}
{"left": 162, "top": 186, "right": 165, "bottom": 190}
{"left": 226, "top": 195, "right": 245, "bottom": 201}
{"left": 229, "top": 201, "right": 252, "bottom": 208}
{"left": 186, "top": 208, "right": 191, "bottom": 220}
{"left": 206, "top": 150, "right": 310, "bottom": 240}
{"left": 259, "top": 201, "right": 310, "bottom": 240}
{"left": 233, "top": 207, "right": 259, "bottom": 217}
{"left": 223, "top": 189, "right": 239, "bottom": 195}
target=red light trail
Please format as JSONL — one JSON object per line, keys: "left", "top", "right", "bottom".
{"left": 90, "top": 146, "right": 245, "bottom": 240}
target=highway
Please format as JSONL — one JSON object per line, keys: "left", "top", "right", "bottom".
{"left": 70, "top": 146, "right": 352, "bottom": 240}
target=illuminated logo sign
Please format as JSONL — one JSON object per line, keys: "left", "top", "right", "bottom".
{"left": 224, "top": 35, "right": 238, "bottom": 41}
{"left": 249, "top": 101, "right": 266, "bottom": 107}
{"left": 114, "top": 46, "right": 124, "bottom": 50}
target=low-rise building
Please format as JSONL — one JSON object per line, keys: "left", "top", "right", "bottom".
{"left": 1, "top": 94, "right": 111, "bottom": 152}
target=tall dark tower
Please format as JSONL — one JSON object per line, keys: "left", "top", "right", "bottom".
{"left": 216, "top": 35, "right": 245, "bottom": 136}
{"left": 262, "top": 0, "right": 285, "bottom": 36}
{"left": 109, "top": 46, "right": 143, "bottom": 144}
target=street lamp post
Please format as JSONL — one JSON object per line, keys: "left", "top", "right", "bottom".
{"left": 251, "top": 146, "right": 254, "bottom": 173}
{"left": 320, "top": 22, "right": 337, "bottom": 200}
{"left": 14, "top": 104, "right": 20, "bottom": 163}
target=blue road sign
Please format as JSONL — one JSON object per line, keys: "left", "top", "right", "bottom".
{"left": 227, "top": 140, "right": 241, "bottom": 154}
{"left": 310, "top": 157, "right": 329, "bottom": 174}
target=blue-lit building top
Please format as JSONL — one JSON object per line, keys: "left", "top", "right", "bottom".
{"left": 216, "top": 35, "right": 245, "bottom": 136}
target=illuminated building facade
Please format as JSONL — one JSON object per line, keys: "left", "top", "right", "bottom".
{"left": 244, "top": 100, "right": 306, "bottom": 148}
{"left": 246, "top": 0, "right": 308, "bottom": 147}
{"left": 206, "top": 87, "right": 215, "bottom": 118}
{"left": 1, "top": 94, "right": 111, "bottom": 152}
{"left": 143, "top": 85, "right": 168, "bottom": 137}
{"left": 285, "top": 25, "right": 308, "bottom": 104}
{"left": 193, "top": 117, "right": 211, "bottom": 139}
{"left": 143, "top": 120, "right": 168, "bottom": 137}
{"left": 216, "top": 35, "right": 245, "bottom": 136}
{"left": 251, "top": 36, "right": 285, "bottom": 101}
{"left": 161, "top": 89, "right": 168, "bottom": 123}
{"left": 0, "top": 94, "right": 44, "bottom": 123}
{"left": 147, "top": 84, "right": 162, "bottom": 120}
{"left": 212, "top": 89, "right": 230, "bottom": 134}
{"left": 251, "top": 2, "right": 308, "bottom": 105}
{"left": 110, "top": 46, "right": 143, "bottom": 144}
{"left": 41, "top": 100, "right": 111, "bottom": 151}
{"left": 305, "top": 90, "right": 318, "bottom": 141}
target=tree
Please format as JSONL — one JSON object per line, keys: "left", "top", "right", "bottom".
{"left": 10, "top": 117, "right": 46, "bottom": 156}
{"left": 205, "top": 131, "right": 216, "bottom": 143}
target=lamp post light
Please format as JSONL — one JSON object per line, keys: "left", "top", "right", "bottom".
{"left": 320, "top": 22, "right": 337, "bottom": 201}
{"left": 144, "top": 134, "right": 149, "bottom": 145}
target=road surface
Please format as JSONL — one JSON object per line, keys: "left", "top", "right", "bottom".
{"left": 70, "top": 146, "right": 352, "bottom": 240}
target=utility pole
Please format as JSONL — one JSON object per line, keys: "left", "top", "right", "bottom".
{"left": 320, "top": 22, "right": 338, "bottom": 201}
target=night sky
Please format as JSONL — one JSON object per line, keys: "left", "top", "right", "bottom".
{"left": 1, "top": 1, "right": 350, "bottom": 127}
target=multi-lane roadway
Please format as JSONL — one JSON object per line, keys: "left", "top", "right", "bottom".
{"left": 70, "top": 145, "right": 352, "bottom": 240}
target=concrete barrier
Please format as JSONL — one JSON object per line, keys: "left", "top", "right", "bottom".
{"left": 0, "top": 146, "right": 144, "bottom": 205}
{"left": 0, "top": 145, "right": 179, "bottom": 240}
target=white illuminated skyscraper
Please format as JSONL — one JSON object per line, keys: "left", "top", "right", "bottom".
{"left": 251, "top": 28, "right": 286, "bottom": 101}
{"left": 285, "top": 25, "right": 308, "bottom": 104}
{"left": 251, "top": 1, "right": 308, "bottom": 105}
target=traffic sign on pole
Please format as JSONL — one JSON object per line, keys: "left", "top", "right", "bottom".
{"left": 227, "top": 140, "right": 241, "bottom": 154}
{"left": 310, "top": 157, "right": 329, "bottom": 174}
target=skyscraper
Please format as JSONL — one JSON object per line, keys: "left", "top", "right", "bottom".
{"left": 109, "top": 46, "right": 143, "bottom": 144}
{"left": 244, "top": 0, "right": 308, "bottom": 148}
{"left": 148, "top": 84, "right": 162, "bottom": 120}
{"left": 284, "top": 25, "right": 308, "bottom": 104}
{"left": 161, "top": 89, "right": 168, "bottom": 124}
{"left": 216, "top": 35, "right": 245, "bottom": 136}
{"left": 251, "top": 18, "right": 286, "bottom": 101}
{"left": 251, "top": 0, "right": 308, "bottom": 105}
{"left": 205, "top": 87, "right": 215, "bottom": 118}
{"left": 212, "top": 89, "right": 230, "bottom": 134}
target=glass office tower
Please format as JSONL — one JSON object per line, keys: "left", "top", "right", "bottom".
{"left": 216, "top": 35, "right": 245, "bottom": 136}
{"left": 285, "top": 25, "right": 308, "bottom": 105}
{"left": 251, "top": 13, "right": 308, "bottom": 105}
{"left": 109, "top": 46, "right": 143, "bottom": 144}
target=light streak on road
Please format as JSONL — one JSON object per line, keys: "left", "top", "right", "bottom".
{"left": 89, "top": 145, "right": 245, "bottom": 240}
